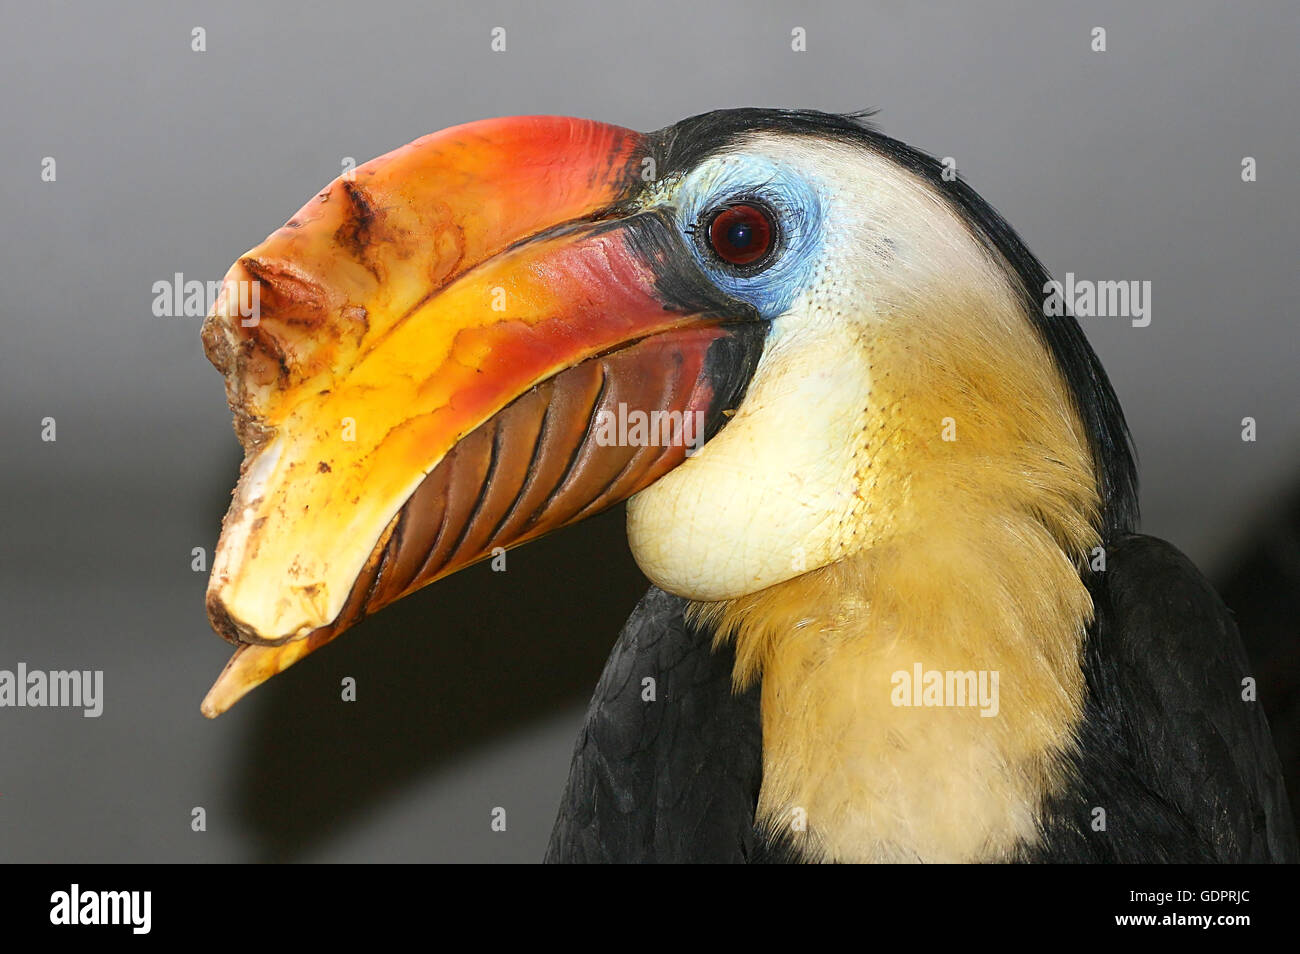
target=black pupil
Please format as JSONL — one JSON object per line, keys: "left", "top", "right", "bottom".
{"left": 708, "top": 203, "right": 773, "bottom": 267}
{"left": 727, "top": 221, "right": 754, "bottom": 249}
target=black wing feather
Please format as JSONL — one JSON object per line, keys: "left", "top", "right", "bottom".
{"left": 545, "top": 586, "right": 766, "bottom": 863}
{"left": 1031, "top": 534, "right": 1298, "bottom": 862}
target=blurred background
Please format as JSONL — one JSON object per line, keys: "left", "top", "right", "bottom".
{"left": 1, "top": 0, "right": 1296, "bottom": 861}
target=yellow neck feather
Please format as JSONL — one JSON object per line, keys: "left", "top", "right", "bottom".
{"left": 690, "top": 289, "right": 1102, "bottom": 863}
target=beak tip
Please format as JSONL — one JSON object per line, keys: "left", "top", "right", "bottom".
{"left": 200, "top": 647, "right": 251, "bottom": 718}
{"left": 201, "top": 643, "right": 265, "bottom": 718}
{"left": 201, "top": 638, "right": 320, "bottom": 718}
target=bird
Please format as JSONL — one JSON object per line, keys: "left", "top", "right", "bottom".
{"left": 197, "top": 108, "right": 1297, "bottom": 864}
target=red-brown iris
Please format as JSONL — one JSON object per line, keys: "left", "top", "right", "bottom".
{"left": 707, "top": 203, "right": 775, "bottom": 267}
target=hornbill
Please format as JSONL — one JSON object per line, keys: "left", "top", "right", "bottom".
{"left": 198, "top": 108, "right": 1297, "bottom": 863}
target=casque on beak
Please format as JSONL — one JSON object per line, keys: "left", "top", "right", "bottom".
{"left": 200, "top": 115, "right": 758, "bottom": 716}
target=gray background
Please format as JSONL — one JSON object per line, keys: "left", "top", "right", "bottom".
{"left": 1, "top": 0, "right": 1296, "bottom": 861}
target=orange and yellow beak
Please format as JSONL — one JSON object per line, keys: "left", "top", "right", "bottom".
{"left": 199, "top": 115, "right": 759, "bottom": 716}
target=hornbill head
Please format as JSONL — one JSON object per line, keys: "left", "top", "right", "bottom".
{"left": 200, "top": 109, "right": 1136, "bottom": 718}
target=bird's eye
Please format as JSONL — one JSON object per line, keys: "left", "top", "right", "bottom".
{"left": 706, "top": 202, "right": 776, "bottom": 268}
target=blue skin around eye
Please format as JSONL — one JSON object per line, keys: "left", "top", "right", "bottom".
{"left": 675, "top": 155, "right": 825, "bottom": 321}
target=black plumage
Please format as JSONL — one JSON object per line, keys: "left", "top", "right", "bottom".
{"left": 1026, "top": 535, "right": 1297, "bottom": 862}
{"left": 545, "top": 587, "right": 766, "bottom": 863}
